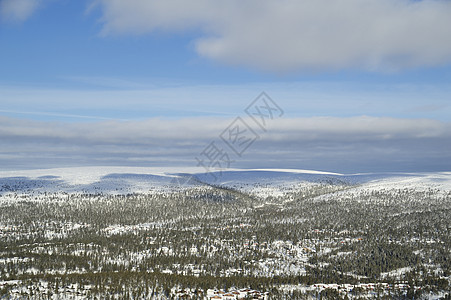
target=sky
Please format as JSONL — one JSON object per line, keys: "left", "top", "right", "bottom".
{"left": 0, "top": 0, "right": 450, "bottom": 173}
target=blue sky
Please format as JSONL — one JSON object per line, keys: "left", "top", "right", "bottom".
{"left": 1, "top": 0, "right": 451, "bottom": 172}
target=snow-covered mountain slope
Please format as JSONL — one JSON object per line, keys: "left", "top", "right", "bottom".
{"left": 0, "top": 167, "right": 206, "bottom": 197}
{"left": 0, "top": 167, "right": 450, "bottom": 199}
{"left": 196, "top": 169, "right": 451, "bottom": 197}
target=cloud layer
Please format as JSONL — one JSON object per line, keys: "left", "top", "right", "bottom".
{"left": 94, "top": 0, "right": 451, "bottom": 72}
{"left": 1, "top": 116, "right": 450, "bottom": 172}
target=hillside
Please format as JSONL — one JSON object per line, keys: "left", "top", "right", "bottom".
{"left": 0, "top": 167, "right": 450, "bottom": 299}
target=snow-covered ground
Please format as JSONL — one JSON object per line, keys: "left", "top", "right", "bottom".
{"left": 0, "top": 167, "right": 449, "bottom": 299}
{"left": 0, "top": 166, "right": 204, "bottom": 197}
{"left": 0, "top": 167, "right": 450, "bottom": 199}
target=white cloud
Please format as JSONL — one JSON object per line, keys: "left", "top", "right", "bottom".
{"left": 1, "top": 116, "right": 450, "bottom": 172}
{"left": 93, "top": 0, "right": 451, "bottom": 72}
{"left": 0, "top": 0, "right": 40, "bottom": 23}
{"left": 1, "top": 115, "right": 447, "bottom": 143}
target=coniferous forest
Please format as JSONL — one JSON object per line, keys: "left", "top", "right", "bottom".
{"left": 0, "top": 175, "right": 450, "bottom": 299}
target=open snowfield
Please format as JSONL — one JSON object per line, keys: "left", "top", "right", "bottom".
{"left": 1, "top": 167, "right": 451, "bottom": 199}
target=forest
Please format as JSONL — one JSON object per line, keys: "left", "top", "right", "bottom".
{"left": 0, "top": 179, "right": 450, "bottom": 299}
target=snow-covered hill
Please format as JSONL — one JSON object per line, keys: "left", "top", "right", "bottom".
{"left": 197, "top": 169, "right": 451, "bottom": 199}
{"left": 0, "top": 167, "right": 450, "bottom": 200}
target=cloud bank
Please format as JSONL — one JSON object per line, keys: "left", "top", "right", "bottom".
{"left": 1, "top": 116, "right": 450, "bottom": 172}
{"left": 93, "top": 0, "right": 451, "bottom": 72}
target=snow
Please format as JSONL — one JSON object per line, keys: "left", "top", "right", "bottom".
{"left": 0, "top": 167, "right": 450, "bottom": 199}
{"left": 380, "top": 267, "right": 413, "bottom": 279}
{"left": 0, "top": 166, "right": 205, "bottom": 185}
{"left": 357, "top": 173, "right": 451, "bottom": 191}
{"left": 0, "top": 166, "right": 450, "bottom": 299}
{"left": 0, "top": 166, "right": 204, "bottom": 196}
{"left": 248, "top": 168, "right": 343, "bottom": 175}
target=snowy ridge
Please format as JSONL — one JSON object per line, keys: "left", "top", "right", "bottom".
{"left": 0, "top": 167, "right": 450, "bottom": 199}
